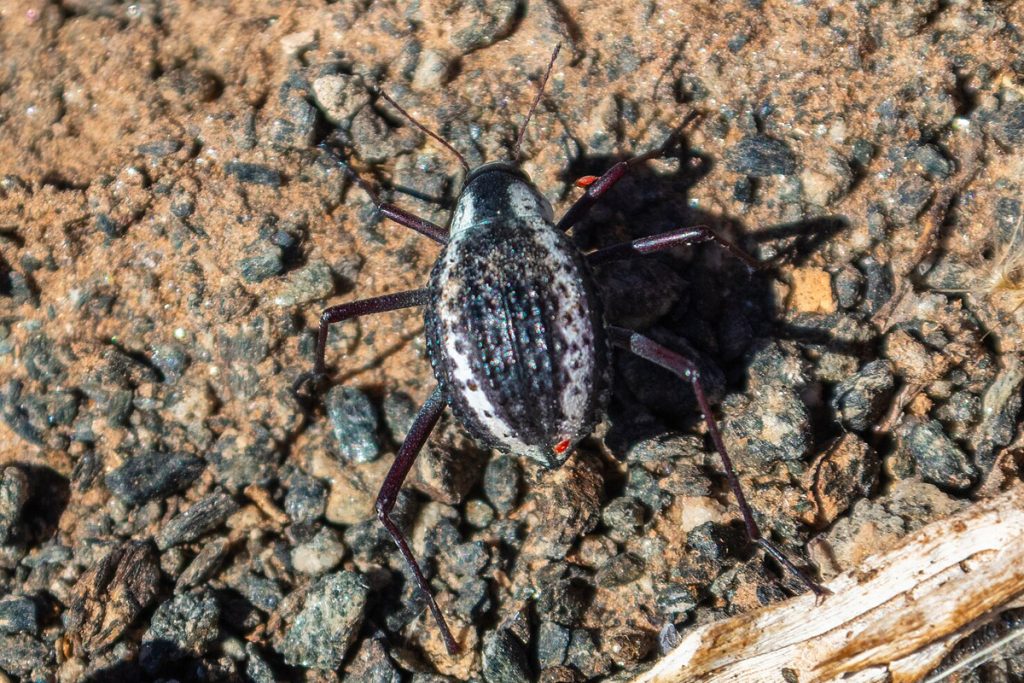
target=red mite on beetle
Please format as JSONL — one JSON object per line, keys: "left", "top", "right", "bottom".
{"left": 295, "top": 46, "right": 826, "bottom": 655}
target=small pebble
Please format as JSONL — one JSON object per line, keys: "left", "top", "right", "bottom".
{"left": 291, "top": 526, "right": 346, "bottom": 576}
{"left": 156, "top": 492, "right": 239, "bottom": 550}
{"left": 482, "top": 628, "right": 531, "bottom": 683}
{"left": 831, "top": 360, "right": 895, "bottom": 431}
{"left": 285, "top": 474, "right": 327, "bottom": 524}
{"left": 238, "top": 245, "right": 284, "bottom": 283}
{"left": 273, "top": 259, "right": 335, "bottom": 306}
{"left": 280, "top": 571, "right": 369, "bottom": 670}
{"left": 225, "top": 161, "right": 282, "bottom": 187}
{"left": 724, "top": 386, "right": 812, "bottom": 465}
{"left": 104, "top": 451, "right": 204, "bottom": 507}
{"left": 312, "top": 73, "right": 370, "bottom": 125}
{"left": 140, "top": 590, "right": 220, "bottom": 673}
{"left": 601, "top": 496, "right": 645, "bottom": 544}
{"left": 0, "top": 633, "right": 48, "bottom": 676}
{"left": 800, "top": 434, "right": 878, "bottom": 527}
{"left": 726, "top": 134, "right": 798, "bottom": 177}
{"left": 0, "top": 596, "right": 38, "bottom": 635}
{"left": 902, "top": 420, "right": 977, "bottom": 491}
{"left": 0, "top": 467, "right": 29, "bottom": 544}
{"left": 595, "top": 552, "right": 645, "bottom": 587}
{"left": 537, "top": 621, "right": 571, "bottom": 668}
{"left": 483, "top": 455, "right": 521, "bottom": 514}
{"left": 176, "top": 538, "right": 231, "bottom": 591}
{"left": 325, "top": 386, "right": 381, "bottom": 463}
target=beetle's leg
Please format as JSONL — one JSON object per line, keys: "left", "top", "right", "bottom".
{"left": 587, "top": 225, "right": 760, "bottom": 270}
{"left": 556, "top": 121, "right": 694, "bottom": 233}
{"left": 607, "top": 326, "right": 830, "bottom": 597}
{"left": 374, "top": 386, "right": 460, "bottom": 654}
{"left": 292, "top": 289, "right": 431, "bottom": 396}
{"left": 319, "top": 143, "right": 448, "bottom": 244}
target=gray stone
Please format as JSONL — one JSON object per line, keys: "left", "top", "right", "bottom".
{"left": 280, "top": 570, "right": 369, "bottom": 670}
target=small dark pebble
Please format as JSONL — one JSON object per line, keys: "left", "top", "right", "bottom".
{"left": 156, "top": 492, "right": 239, "bottom": 550}
{"left": 150, "top": 342, "right": 189, "bottom": 382}
{"left": 176, "top": 538, "right": 231, "bottom": 591}
{"left": 137, "top": 138, "right": 183, "bottom": 157}
{"left": 0, "top": 595, "right": 38, "bottom": 635}
{"left": 565, "top": 628, "right": 612, "bottom": 679}
{"left": 687, "top": 521, "right": 740, "bottom": 564}
{"left": 655, "top": 582, "right": 700, "bottom": 618}
{"left": 831, "top": 360, "right": 896, "bottom": 431}
{"left": 105, "top": 451, "right": 204, "bottom": 506}
{"left": 140, "top": 590, "right": 220, "bottom": 673}
{"left": 208, "top": 425, "right": 279, "bottom": 493}
{"left": 903, "top": 420, "right": 977, "bottom": 491}
{"left": 595, "top": 552, "right": 645, "bottom": 587}
{"left": 0, "top": 633, "right": 49, "bottom": 676}
{"left": 726, "top": 133, "right": 798, "bottom": 177}
{"left": 0, "top": 466, "right": 29, "bottom": 544}
{"left": 238, "top": 244, "right": 285, "bottom": 283}
{"left": 912, "top": 143, "right": 953, "bottom": 179}
{"left": 887, "top": 176, "right": 933, "bottom": 225}
{"left": 285, "top": 473, "right": 327, "bottom": 524}
{"left": 724, "top": 386, "right": 811, "bottom": 465}
{"left": 601, "top": 496, "right": 645, "bottom": 544}
{"left": 453, "top": 577, "right": 492, "bottom": 619}
{"left": 382, "top": 390, "right": 418, "bottom": 442}
{"left": 483, "top": 455, "right": 521, "bottom": 515}
{"left": 482, "top": 628, "right": 532, "bottom": 683}
{"left": 990, "top": 101, "right": 1024, "bottom": 149}
{"left": 535, "top": 565, "right": 592, "bottom": 627}
{"left": 280, "top": 570, "right": 369, "bottom": 670}
{"left": 225, "top": 569, "right": 283, "bottom": 614}
{"left": 325, "top": 386, "right": 382, "bottom": 464}
{"left": 537, "top": 620, "right": 571, "bottom": 668}
{"left": 245, "top": 642, "right": 276, "bottom": 683}
{"left": 225, "top": 161, "right": 282, "bottom": 186}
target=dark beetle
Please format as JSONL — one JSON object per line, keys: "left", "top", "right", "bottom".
{"left": 296, "top": 46, "right": 824, "bottom": 655}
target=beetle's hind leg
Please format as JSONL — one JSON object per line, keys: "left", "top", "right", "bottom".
{"left": 586, "top": 224, "right": 760, "bottom": 270}
{"left": 375, "top": 387, "right": 462, "bottom": 654}
{"left": 292, "top": 288, "right": 431, "bottom": 398}
{"left": 607, "top": 326, "right": 830, "bottom": 597}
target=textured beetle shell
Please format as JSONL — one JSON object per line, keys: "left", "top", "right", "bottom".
{"left": 424, "top": 168, "right": 611, "bottom": 467}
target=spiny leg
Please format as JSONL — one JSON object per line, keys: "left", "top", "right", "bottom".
{"left": 587, "top": 225, "right": 760, "bottom": 270}
{"left": 555, "top": 114, "right": 698, "bottom": 233}
{"left": 293, "top": 288, "right": 431, "bottom": 395}
{"left": 318, "top": 143, "right": 448, "bottom": 244}
{"left": 374, "top": 387, "right": 460, "bottom": 654}
{"left": 607, "top": 326, "right": 828, "bottom": 596}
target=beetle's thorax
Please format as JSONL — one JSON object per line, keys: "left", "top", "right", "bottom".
{"left": 448, "top": 162, "right": 554, "bottom": 237}
{"left": 424, "top": 163, "right": 611, "bottom": 467}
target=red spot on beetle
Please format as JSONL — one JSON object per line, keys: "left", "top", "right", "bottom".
{"left": 553, "top": 438, "right": 571, "bottom": 455}
{"left": 575, "top": 175, "right": 599, "bottom": 188}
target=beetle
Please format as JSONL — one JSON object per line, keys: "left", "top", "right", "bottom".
{"left": 295, "top": 46, "right": 825, "bottom": 655}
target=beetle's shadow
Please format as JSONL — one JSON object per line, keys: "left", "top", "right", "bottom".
{"left": 556, "top": 142, "right": 854, "bottom": 457}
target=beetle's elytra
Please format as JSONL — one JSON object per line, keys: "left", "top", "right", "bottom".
{"left": 296, "top": 46, "right": 825, "bottom": 656}
{"left": 425, "top": 161, "right": 611, "bottom": 467}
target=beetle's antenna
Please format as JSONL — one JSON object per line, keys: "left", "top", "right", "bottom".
{"left": 513, "top": 44, "right": 561, "bottom": 162}
{"left": 377, "top": 89, "right": 470, "bottom": 174}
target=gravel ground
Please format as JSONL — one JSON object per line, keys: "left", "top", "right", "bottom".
{"left": 1, "top": 1, "right": 1023, "bottom": 681}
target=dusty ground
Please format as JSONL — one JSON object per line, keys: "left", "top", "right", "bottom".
{"left": 1, "top": 0, "right": 1023, "bottom": 681}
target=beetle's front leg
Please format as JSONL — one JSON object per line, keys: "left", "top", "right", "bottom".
{"left": 607, "top": 326, "right": 829, "bottom": 597}
{"left": 556, "top": 115, "right": 698, "bottom": 233}
{"left": 292, "top": 289, "right": 431, "bottom": 397}
{"left": 374, "top": 387, "right": 461, "bottom": 654}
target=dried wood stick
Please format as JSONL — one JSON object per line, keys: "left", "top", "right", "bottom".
{"left": 632, "top": 486, "right": 1024, "bottom": 683}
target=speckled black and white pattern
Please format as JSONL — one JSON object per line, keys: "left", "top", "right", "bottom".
{"left": 425, "top": 166, "right": 611, "bottom": 466}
